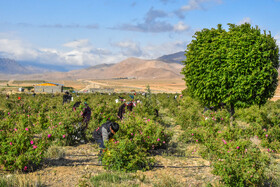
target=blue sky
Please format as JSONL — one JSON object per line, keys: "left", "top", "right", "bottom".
{"left": 0, "top": 0, "right": 280, "bottom": 68}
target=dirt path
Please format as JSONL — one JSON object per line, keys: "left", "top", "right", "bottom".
{"left": 19, "top": 144, "right": 104, "bottom": 187}
{"left": 3, "top": 114, "right": 219, "bottom": 186}
{"left": 14, "top": 142, "right": 218, "bottom": 187}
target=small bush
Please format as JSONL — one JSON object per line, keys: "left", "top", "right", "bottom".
{"left": 102, "top": 139, "right": 154, "bottom": 172}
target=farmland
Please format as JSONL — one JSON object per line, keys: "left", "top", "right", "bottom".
{"left": 0, "top": 87, "right": 280, "bottom": 186}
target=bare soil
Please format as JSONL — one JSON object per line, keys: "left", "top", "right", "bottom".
{"left": 12, "top": 143, "right": 218, "bottom": 187}
{"left": 2, "top": 123, "right": 219, "bottom": 187}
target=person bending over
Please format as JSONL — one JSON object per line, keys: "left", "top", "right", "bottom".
{"left": 92, "top": 121, "right": 119, "bottom": 163}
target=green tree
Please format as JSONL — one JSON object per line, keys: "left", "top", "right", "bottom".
{"left": 182, "top": 23, "right": 279, "bottom": 120}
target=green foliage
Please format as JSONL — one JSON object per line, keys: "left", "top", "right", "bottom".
{"left": 102, "top": 139, "right": 154, "bottom": 172}
{"left": 102, "top": 106, "right": 171, "bottom": 172}
{"left": 1, "top": 90, "right": 279, "bottom": 185}
{"left": 116, "top": 113, "right": 171, "bottom": 150}
{"left": 176, "top": 96, "right": 280, "bottom": 186}
{"left": 190, "top": 114, "right": 271, "bottom": 186}
{"left": 176, "top": 95, "right": 203, "bottom": 130}
{"left": 182, "top": 23, "right": 279, "bottom": 109}
{"left": 212, "top": 141, "right": 270, "bottom": 186}
{"left": 0, "top": 92, "right": 171, "bottom": 172}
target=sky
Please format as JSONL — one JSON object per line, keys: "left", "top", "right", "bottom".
{"left": 0, "top": 0, "right": 280, "bottom": 69}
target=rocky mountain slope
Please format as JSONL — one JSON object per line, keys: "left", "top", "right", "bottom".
{"left": 0, "top": 58, "right": 29, "bottom": 74}
{"left": 157, "top": 51, "right": 185, "bottom": 64}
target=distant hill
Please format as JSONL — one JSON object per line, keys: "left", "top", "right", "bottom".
{"left": 86, "top": 63, "right": 114, "bottom": 70}
{"left": 0, "top": 58, "right": 29, "bottom": 74}
{"left": 67, "top": 57, "right": 184, "bottom": 80}
{"left": 0, "top": 57, "right": 184, "bottom": 80}
{"left": 157, "top": 51, "right": 185, "bottom": 64}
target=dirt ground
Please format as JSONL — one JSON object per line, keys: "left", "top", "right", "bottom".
{"left": 63, "top": 78, "right": 186, "bottom": 93}
{"left": 1, "top": 124, "right": 219, "bottom": 187}
{"left": 13, "top": 143, "right": 218, "bottom": 187}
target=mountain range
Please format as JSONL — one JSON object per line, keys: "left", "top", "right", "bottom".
{"left": 0, "top": 58, "right": 29, "bottom": 74}
{"left": 0, "top": 51, "right": 185, "bottom": 80}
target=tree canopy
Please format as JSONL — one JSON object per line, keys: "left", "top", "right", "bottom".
{"left": 182, "top": 23, "right": 279, "bottom": 114}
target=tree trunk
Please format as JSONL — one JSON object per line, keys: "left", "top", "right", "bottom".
{"left": 230, "top": 103, "right": 235, "bottom": 126}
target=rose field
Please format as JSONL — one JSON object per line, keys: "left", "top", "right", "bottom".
{"left": 0, "top": 90, "right": 280, "bottom": 186}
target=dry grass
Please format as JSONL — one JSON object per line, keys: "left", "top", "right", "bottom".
{"left": 0, "top": 173, "right": 45, "bottom": 187}
{"left": 250, "top": 136, "right": 262, "bottom": 147}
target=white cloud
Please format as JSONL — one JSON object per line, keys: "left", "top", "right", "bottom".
{"left": 141, "top": 41, "right": 187, "bottom": 59}
{"left": 175, "top": 0, "right": 223, "bottom": 18}
{"left": 0, "top": 38, "right": 38, "bottom": 60}
{"left": 63, "top": 39, "right": 92, "bottom": 49}
{"left": 238, "top": 17, "right": 252, "bottom": 25}
{"left": 275, "top": 33, "right": 280, "bottom": 48}
{"left": 181, "top": 0, "right": 203, "bottom": 11}
{"left": 0, "top": 33, "right": 187, "bottom": 68}
{"left": 113, "top": 41, "right": 143, "bottom": 57}
{"left": 174, "top": 21, "right": 190, "bottom": 31}
{"left": 0, "top": 34, "right": 131, "bottom": 67}
{"left": 182, "top": 0, "right": 222, "bottom": 11}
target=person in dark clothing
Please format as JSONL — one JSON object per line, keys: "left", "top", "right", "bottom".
{"left": 73, "top": 101, "right": 81, "bottom": 111}
{"left": 93, "top": 121, "right": 119, "bottom": 159}
{"left": 117, "top": 102, "right": 134, "bottom": 120}
{"left": 118, "top": 96, "right": 126, "bottom": 102}
{"left": 154, "top": 109, "right": 159, "bottom": 117}
{"left": 117, "top": 103, "right": 126, "bottom": 120}
{"left": 80, "top": 102, "right": 91, "bottom": 142}
{"left": 63, "top": 92, "right": 70, "bottom": 105}
{"left": 126, "top": 101, "right": 134, "bottom": 111}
